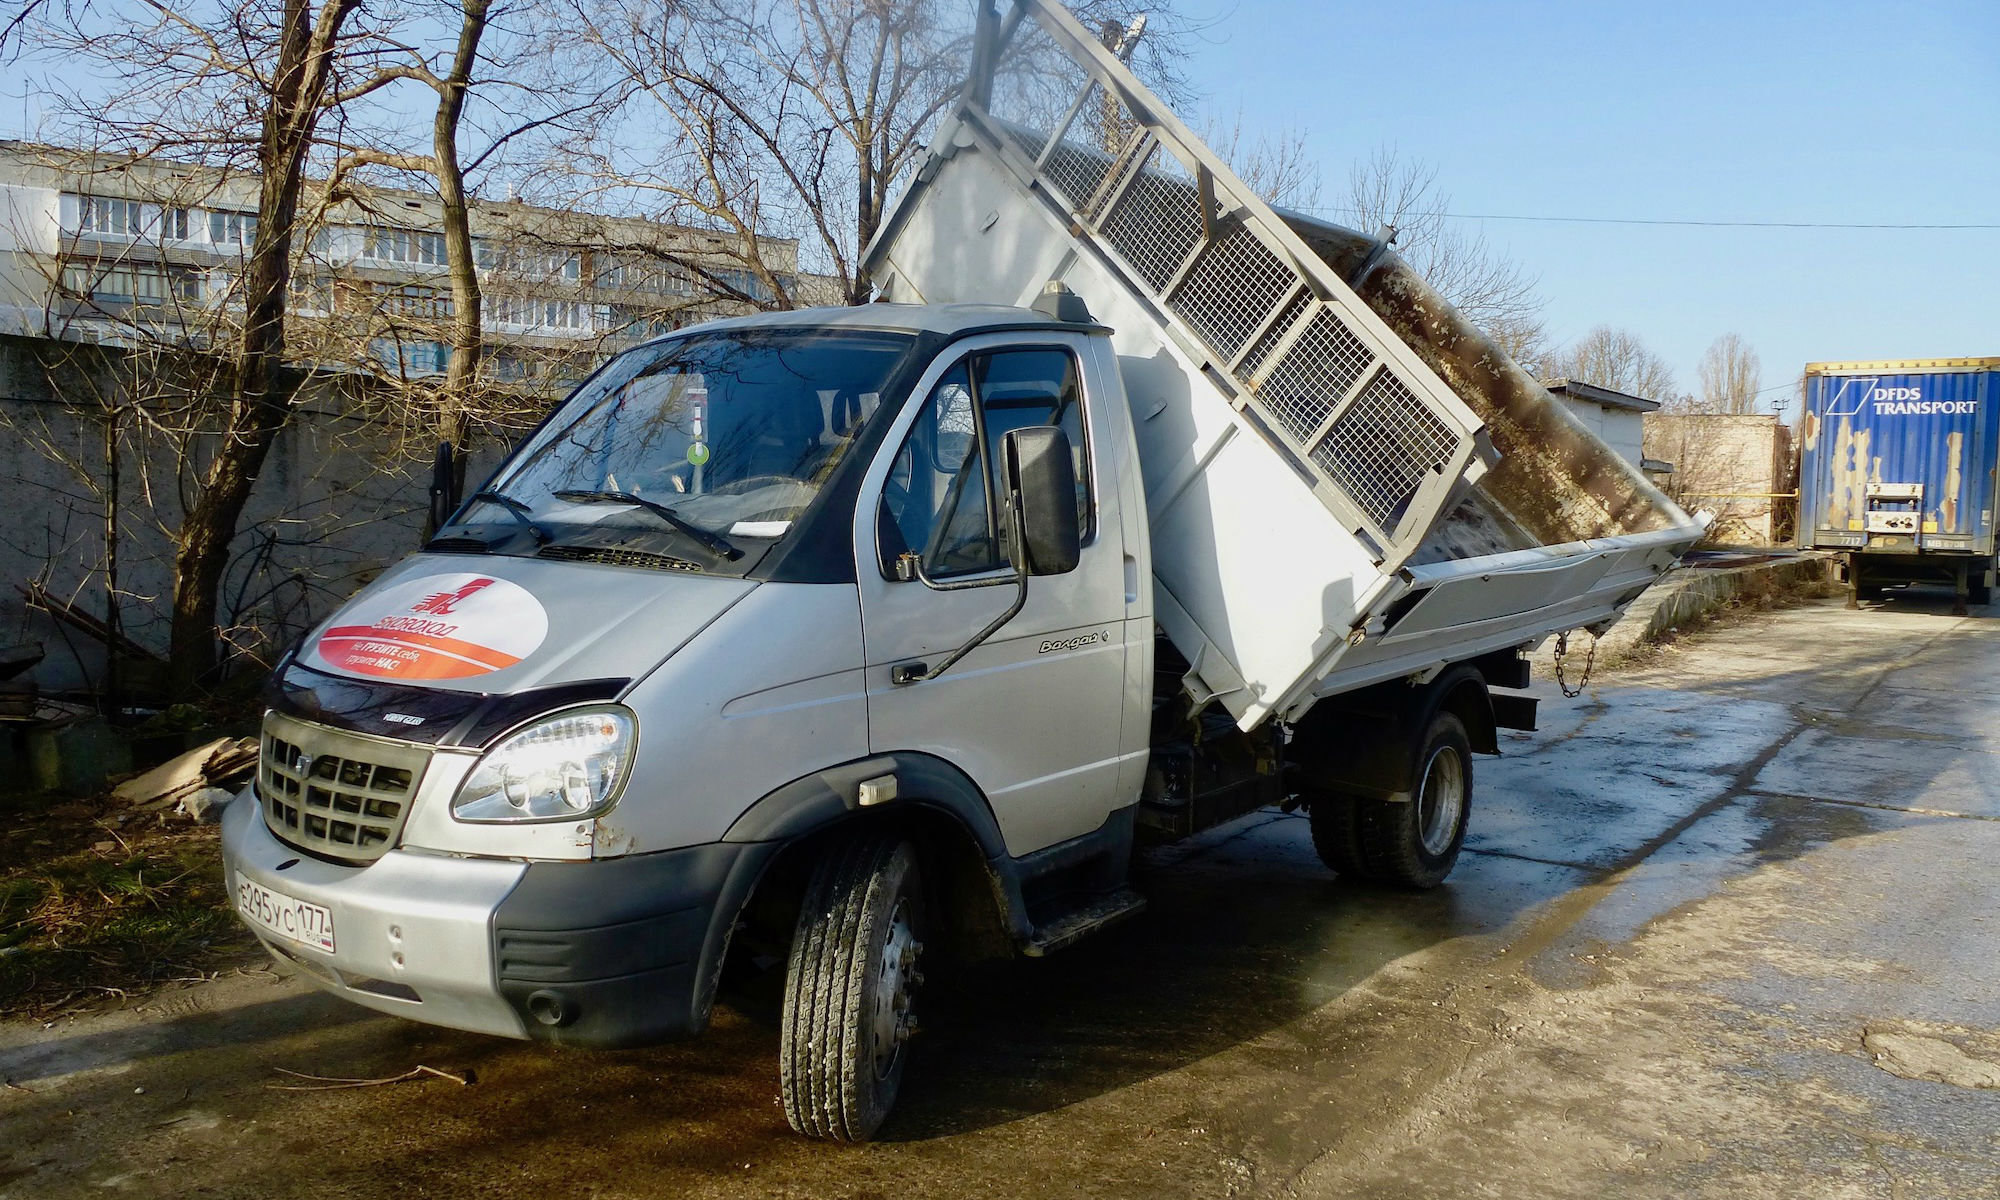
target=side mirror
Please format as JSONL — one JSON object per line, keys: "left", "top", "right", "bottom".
{"left": 1002, "top": 425, "right": 1081, "bottom": 575}
{"left": 426, "top": 440, "right": 460, "bottom": 539}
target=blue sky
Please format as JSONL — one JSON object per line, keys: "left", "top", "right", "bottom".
{"left": 1178, "top": 0, "right": 2000, "bottom": 412}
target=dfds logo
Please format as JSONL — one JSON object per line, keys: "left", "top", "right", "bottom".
{"left": 1871, "top": 387, "right": 1923, "bottom": 402}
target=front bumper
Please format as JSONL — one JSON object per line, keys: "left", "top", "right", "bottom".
{"left": 221, "top": 789, "right": 773, "bottom": 1047}
{"left": 222, "top": 788, "right": 532, "bottom": 1038}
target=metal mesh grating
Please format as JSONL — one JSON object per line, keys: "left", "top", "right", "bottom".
{"left": 260, "top": 714, "right": 428, "bottom": 864}
{"left": 1099, "top": 145, "right": 1207, "bottom": 290}
{"left": 1238, "top": 292, "right": 1312, "bottom": 381}
{"left": 1251, "top": 307, "right": 1376, "bottom": 444}
{"left": 1309, "top": 371, "right": 1457, "bottom": 531}
{"left": 1042, "top": 95, "right": 1120, "bottom": 213}
{"left": 1169, "top": 226, "right": 1298, "bottom": 360}
{"left": 1004, "top": 122, "right": 1050, "bottom": 164}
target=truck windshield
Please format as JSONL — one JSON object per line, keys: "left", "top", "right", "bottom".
{"left": 468, "top": 328, "right": 915, "bottom": 560}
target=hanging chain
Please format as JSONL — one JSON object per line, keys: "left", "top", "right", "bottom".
{"left": 1552, "top": 629, "right": 1597, "bottom": 698}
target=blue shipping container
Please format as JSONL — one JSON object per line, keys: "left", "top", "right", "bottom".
{"left": 1799, "top": 358, "right": 2000, "bottom": 601}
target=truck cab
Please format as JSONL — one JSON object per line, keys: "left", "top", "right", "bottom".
{"left": 224, "top": 302, "right": 1160, "bottom": 1138}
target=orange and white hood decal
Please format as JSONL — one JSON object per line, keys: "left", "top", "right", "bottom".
{"left": 299, "top": 554, "right": 758, "bottom": 693}
{"left": 312, "top": 572, "right": 550, "bottom": 681}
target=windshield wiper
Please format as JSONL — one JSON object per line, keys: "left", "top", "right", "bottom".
{"left": 446, "top": 489, "right": 551, "bottom": 544}
{"left": 552, "top": 489, "right": 743, "bottom": 560}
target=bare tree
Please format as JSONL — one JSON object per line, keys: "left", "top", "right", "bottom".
{"left": 1340, "top": 145, "right": 1546, "bottom": 365}
{"left": 1205, "top": 113, "right": 1321, "bottom": 211}
{"left": 1698, "top": 332, "right": 1762, "bottom": 415}
{"left": 315, "top": 0, "right": 499, "bottom": 528}
{"left": 1545, "top": 325, "right": 1678, "bottom": 403}
{"left": 13, "top": 0, "right": 405, "bottom": 694}
{"left": 548, "top": 0, "right": 1191, "bottom": 307}
{"left": 0, "top": 193, "right": 411, "bottom": 693}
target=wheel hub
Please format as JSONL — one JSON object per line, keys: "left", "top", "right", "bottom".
{"left": 870, "top": 897, "right": 922, "bottom": 1079}
{"left": 1416, "top": 744, "right": 1466, "bottom": 858}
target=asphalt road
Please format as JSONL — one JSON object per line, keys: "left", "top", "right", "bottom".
{"left": 5, "top": 589, "right": 1999, "bottom": 1199}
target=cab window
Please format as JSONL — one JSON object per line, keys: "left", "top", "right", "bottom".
{"left": 878, "top": 346, "right": 1092, "bottom": 580}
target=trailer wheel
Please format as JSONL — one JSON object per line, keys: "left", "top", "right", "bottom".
{"left": 779, "top": 831, "right": 925, "bottom": 1142}
{"left": 1355, "top": 711, "right": 1472, "bottom": 889}
{"left": 1971, "top": 575, "right": 1992, "bottom": 606}
{"left": 1306, "top": 792, "right": 1372, "bottom": 880}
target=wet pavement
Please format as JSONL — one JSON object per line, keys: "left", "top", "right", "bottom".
{"left": 4, "top": 590, "right": 1999, "bottom": 1198}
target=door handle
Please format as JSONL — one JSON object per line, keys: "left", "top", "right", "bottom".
{"left": 890, "top": 661, "right": 929, "bottom": 686}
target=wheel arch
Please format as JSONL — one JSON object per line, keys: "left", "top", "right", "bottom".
{"left": 718, "top": 753, "right": 1028, "bottom": 977}
{"left": 1289, "top": 662, "right": 1497, "bottom": 801}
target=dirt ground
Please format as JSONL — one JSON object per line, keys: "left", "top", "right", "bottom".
{"left": 4, "top": 587, "right": 1999, "bottom": 1198}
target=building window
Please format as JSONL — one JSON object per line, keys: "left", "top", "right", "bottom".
{"left": 487, "top": 294, "right": 596, "bottom": 333}
{"left": 361, "top": 227, "right": 446, "bottom": 265}
{"left": 373, "top": 338, "right": 449, "bottom": 376}
{"left": 373, "top": 283, "right": 452, "bottom": 319}
{"left": 477, "top": 241, "right": 581, "bottom": 281}
{"left": 289, "top": 274, "right": 332, "bottom": 313}
{"left": 714, "top": 267, "right": 773, "bottom": 303}
{"left": 77, "top": 196, "right": 191, "bottom": 241}
{"left": 208, "top": 210, "right": 258, "bottom": 250}
{"left": 607, "top": 304, "right": 677, "bottom": 341}
{"left": 484, "top": 349, "right": 535, "bottom": 382}
{"left": 62, "top": 262, "right": 201, "bottom": 306}
{"left": 542, "top": 299, "right": 590, "bottom": 330}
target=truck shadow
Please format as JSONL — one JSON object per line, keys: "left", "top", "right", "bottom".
{"left": 884, "top": 813, "right": 1525, "bottom": 1140}
{"left": 1858, "top": 583, "right": 1999, "bottom": 617}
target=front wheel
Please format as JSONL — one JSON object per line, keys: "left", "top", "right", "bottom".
{"left": 780, "top": 832, "right": 925, "bottom": 1141}
{"left": 1355, "top": 711, "right": 1473, "bottom": 889}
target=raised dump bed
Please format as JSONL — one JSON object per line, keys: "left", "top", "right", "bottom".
{"left": 865, "top": 0, "right": 1702, "bottom": 728}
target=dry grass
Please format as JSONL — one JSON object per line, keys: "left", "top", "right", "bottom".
{"left": 0, "top": 788, "right": 257, "bottom": 1019}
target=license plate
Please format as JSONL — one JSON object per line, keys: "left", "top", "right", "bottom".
{"left": 237, "top": 878, "right": 336, "bottom": 953}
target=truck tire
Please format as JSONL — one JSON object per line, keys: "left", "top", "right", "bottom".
{"left": 1971, "top": 575, "right": 1993, "bottom": 606}
{"left": 779, "top": 831, "right": 925, "bottom": 1142}
{"left": 1354, "top": 711, "right": 1472, "bottom": 889}
{"left": 1306, "top": 791, "right": 1372, "bottom": 880}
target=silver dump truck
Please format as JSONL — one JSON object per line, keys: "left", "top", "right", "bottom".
{"left": 221, "top": 0, "right": 1701, "bottom": 1141}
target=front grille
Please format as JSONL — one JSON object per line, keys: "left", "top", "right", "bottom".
{"left": 259, "top": 711, "right": 431, "bottom": 864}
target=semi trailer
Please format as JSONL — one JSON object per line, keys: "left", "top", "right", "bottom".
{"left": 220, "top": 0, "right": 1703, "bottom": 1140}
{"left": 1798, "top": 358, "right": 2000, "bottom": 612}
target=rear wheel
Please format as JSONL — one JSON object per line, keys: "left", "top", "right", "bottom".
{"left": 1356, "top": 711, "right": 1473, "bottom": 889}
{"left": 780, "top": 832, "right": 925, "bottom": 1142}
{"left": 1307, "top": 791, "right": 1371, "bottom": 880}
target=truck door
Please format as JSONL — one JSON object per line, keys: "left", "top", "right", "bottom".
{"left": 855, "top": 333, "right": 1130, "bottom": 856}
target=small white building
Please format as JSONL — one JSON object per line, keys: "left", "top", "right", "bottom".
{"left": 1543, "top": 378, "right": 1660, "bottom": 472}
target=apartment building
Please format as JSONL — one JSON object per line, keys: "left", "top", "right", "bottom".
{"left": 0, "top": 139, "right": 810, "bottom": 393}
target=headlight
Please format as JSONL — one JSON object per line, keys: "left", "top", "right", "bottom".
{"left": 451, "top": 707, "right": 636, "bottom": 823}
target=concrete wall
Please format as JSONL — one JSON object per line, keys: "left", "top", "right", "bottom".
{"left": 0, "top": 334, "right": 506, "bottom": 694}
{"left": 1645, "top": 413, "right": 1791, "bottom": 545}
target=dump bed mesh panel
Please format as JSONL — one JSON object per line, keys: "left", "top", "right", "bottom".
{"left": 1099, "top": 145, "right": 1206, "bottom": 290}
{"left": 1167, "top": 226, "right": 1294, "bottom": 360}
{"left": 1312, "top": 372, "right": 1457, "bottom": 529}
{"left": 1253, "top": 307, "right": 1374, "bottom": 444}
{"left": 968, "top": 3, "right": 1488, "bottom": 564}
